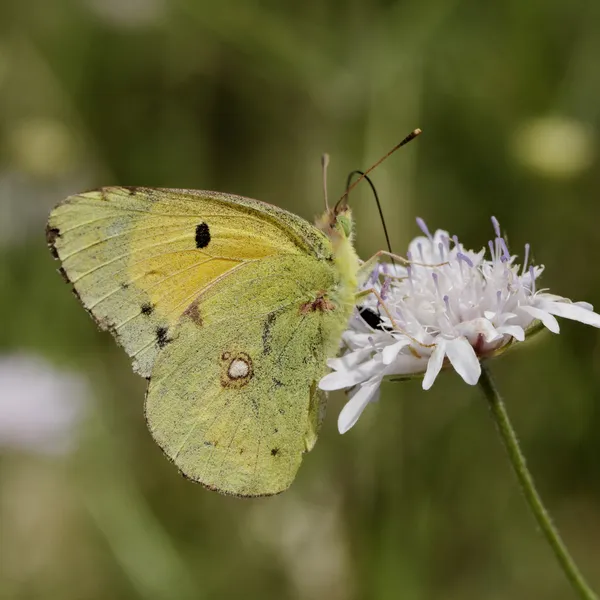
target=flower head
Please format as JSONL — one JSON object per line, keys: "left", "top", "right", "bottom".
{"left": 321, "top": 217, "right": 600, "bottom": 434}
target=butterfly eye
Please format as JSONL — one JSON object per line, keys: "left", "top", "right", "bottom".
{"left": 336, "top": 213, "right": 353, "bottom": 238}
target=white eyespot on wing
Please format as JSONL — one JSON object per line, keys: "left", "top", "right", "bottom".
{"left": 228, "top": 358, "right": 250, "bottom": 379}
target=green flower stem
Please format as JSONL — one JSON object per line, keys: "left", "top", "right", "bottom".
{"left": 479, "top": 364, "right": 598, "bottom": 600}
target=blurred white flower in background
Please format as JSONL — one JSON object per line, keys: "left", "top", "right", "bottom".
{"left": 321, "top": 217, "right": 600, "bottom": 434}
{"left": 0, "top": 354, "right": 90, "bottom": 455}
{"left": 512, "top": 115, "right": 595, "bottom": 178}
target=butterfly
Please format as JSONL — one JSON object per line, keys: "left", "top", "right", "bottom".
{"left": 46, "top": 131, "right": 420, "bottom": 497}
{"left": 46, "top": 186, "right": 375, "bottom": 496}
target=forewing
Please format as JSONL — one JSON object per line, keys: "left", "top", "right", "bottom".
{"left": 47, "top": 187, "right": 331, "bottom": 376}
{"left": 145, "top": 255, "right": 346, "bottom": 496}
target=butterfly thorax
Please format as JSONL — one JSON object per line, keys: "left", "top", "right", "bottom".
{"left": 315, "top": 206, "right": 360, "bottom": 314}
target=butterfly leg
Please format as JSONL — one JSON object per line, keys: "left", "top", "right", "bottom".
{"left": 356, "top": 250, "right": 407, "bottom": 285}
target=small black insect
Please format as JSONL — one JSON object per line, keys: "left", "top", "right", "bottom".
{"left": 358, "top": 306, "right": 391, "bottom": 331}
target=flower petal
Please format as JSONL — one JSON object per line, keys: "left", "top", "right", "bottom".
{"left": 423, "top": 340, "right": 446, "bottom": 390}
{"left": 338, "top": 380, "right": 381, "bottom": 434}
{"left": 445, "top": 337, "right": 481, "bottom": 385}
{"left": 385, "top": 351, "right": 428, "bottom": 375}
{"left": 341, "top": 331, "right": 376, "bottom": 348}
{"left": 484, "top": 310, "right": 517, "bottom": 325}
{"left": 382, "top": 339, "right": 411, "bottom": 365}
{"left": 319, "top": 359, "right": 380, "bottom": 391}
{"left": 538, "top": 300, "right": 600, "bottom": 328}
{"left": 327, "top": 347, "right": 373, "bottom": 372}
{"left": 496, "top": 325, "right": 525, "bottom": 341}
{"left": 520, "top": 305, "right": 560, "bottom": 333}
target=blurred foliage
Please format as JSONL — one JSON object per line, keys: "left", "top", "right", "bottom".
{"left": 1, "top": 0, "right": 600, "bottom": 598}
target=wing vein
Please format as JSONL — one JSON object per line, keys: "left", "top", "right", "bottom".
{"left": 111, "top": 258, "right": 225, "bottom": 330}
{"left": 63, "top": 230, "right": 193, "bottom": 263}
{"left": 129, "top": 262, "right": 253, "bottom": 359}
{"left": 61, "top": 197, "right": 293, "bottom": 227}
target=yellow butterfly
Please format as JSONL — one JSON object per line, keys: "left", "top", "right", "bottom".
{"left": 46, "top": 131, "right": 419, "bottom": 497}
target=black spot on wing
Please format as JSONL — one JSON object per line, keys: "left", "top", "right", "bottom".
{"left": 156, "top": 326, "right": 170, "bottom": 348}
{"left": 270, "top": 448, "right": 279, "bottom": 457}
{"left": 195, "top": 222, "right": 211, "bottom": 249}
{"left": 262, "top": 312, "right": 276, "bottom": 355}
{"left": 141, "top": 302, "right": 154, "bottom": 315}
{"left": 46, "top": 225, "right": 61, "bottom": 259}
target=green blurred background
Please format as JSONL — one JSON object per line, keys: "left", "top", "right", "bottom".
{"left": 1, "top": 0, "right": 599, "bottom": 598}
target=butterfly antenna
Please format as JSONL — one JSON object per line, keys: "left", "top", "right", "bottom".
{"left": 321, "top": 153, "right": 330, "bottom": 210}
{"left": 345, "top": 170, "right": 393, "bottom": 255}
{"left": 335, "top": 128, "right": 422, "bottom": 212}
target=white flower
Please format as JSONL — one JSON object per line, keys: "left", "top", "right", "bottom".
{"left": 0, "top": 354, "right": 90, "bottom": 455}
{"left": 321, "top": 217, "right": 600, "bottom": 434}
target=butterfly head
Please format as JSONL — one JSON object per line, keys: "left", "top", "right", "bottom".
{"left": 315, "top": 202, "right": 354, "bottom": 243}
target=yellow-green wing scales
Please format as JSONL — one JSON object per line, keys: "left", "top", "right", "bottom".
{"left": 147, "top": 254, "right": 348, "bottom": 496}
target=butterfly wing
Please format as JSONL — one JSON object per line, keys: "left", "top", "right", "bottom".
{"left": 47, "top": 187, "right": 332, "bottom": 377}
{"left": 146, "top": 253, "right": 348, "bottom": 496}
{"left": 48, "top": 187, "right": 350, "bottom": 495}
